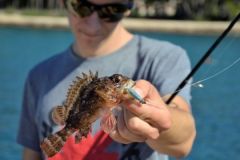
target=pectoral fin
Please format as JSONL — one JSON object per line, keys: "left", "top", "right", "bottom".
{"left": 100, "top": 111, "right": 117, "bottom": 134}
{"left": 51, "top": 106, "right": 67, "bottom": 126}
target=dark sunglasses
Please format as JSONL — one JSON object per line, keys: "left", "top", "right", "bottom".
{"left": 65, "top": 0, "right": 133, "bottom": 22}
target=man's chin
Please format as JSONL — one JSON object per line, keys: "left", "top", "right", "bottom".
{"left": 78, "top": 32, "right": 103, "bottom": 42}
{"left": 76, "top": 35, "right": 103, "bottom": 48}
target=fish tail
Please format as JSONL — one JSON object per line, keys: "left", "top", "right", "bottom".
{"left": 40, "top": 128, "right": 74, "bottom": 157}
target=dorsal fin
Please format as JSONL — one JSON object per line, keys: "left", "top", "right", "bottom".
{"left": 63, "top": 71, "right": 98, "bottom": 119}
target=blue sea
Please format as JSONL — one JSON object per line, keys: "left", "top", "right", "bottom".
{"left": 0, "top": 26, "right": 240, "bottom": 160}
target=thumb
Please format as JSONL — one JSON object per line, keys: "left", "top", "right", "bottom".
{"left": 133, "top": 80, "right": 165, "bottom": 105}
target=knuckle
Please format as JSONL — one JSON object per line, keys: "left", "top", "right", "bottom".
{"left": 127, "top": 118, "right": 140, "bottom": 131}
{"left": 160, "top": 112, "right": 172, "bottom": 130}
{"left": 162, "top": 120, "right": 172, "bottom": 130}
{"left": 148, "top": 129, "right": 160, "bottom": 139}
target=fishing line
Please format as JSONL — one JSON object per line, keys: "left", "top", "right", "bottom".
{"left": 131, "top": 32, "right": 240, "bottom": 104}
{"left": 170, "top": 54, "right": 240, "bottom": 94}
{"left": 192, "top": 53, "right": 240, "bottom": 86}
{"left": 174, "top": 36, "right": 240, "bottom": 92}
{"left": 166, "top": 12, "right": 240, "bottom": 104}
{"left": 135, "top": 53, "right": 240, "bottom": 105}
{"left": 194, "top": 35, "right": 239, "bottom": 84}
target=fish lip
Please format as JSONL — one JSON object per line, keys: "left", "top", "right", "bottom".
{"left": 126, "top": 80, "right": 136, "bottom": 89}
{"left": 122, "top": 80, "right": 135, "bottom": 93}
{"left": 130, "top": 81, "right": 136, "bottom": 89}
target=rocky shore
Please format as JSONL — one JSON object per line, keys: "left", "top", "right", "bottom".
{"left": 0, "top": 13, "right": 239, "bottom": 35}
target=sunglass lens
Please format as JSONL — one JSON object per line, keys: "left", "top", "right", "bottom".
{"left": 98, "top": 4, "right": 129, "bottom": 22}
{"left": 71, "top": 2, "right": 94, "bottom": 17}
{"left": 68, "top": 0, "right": 131, "bottom": 22}
{"left": 100, "top": 13, "right": 124, "bottom": 22}
{"left": 77, "top": 6, "right": 94, "bottom": 17}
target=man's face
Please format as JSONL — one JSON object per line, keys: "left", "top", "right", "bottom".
{"left": 67, "top": 0, "right": 130, "bottom": 46}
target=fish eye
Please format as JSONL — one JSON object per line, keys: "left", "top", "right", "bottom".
{"left": 114, "top": 76, "right": 122, "bottom": 83}
{"left": 111, "top": 74, "right": 122, "bottom": 83}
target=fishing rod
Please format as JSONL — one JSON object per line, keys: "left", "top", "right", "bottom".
{"left": 166, "top": 12, "right": 240, "bottom": 104}
{"left": 121, "top": 12, "right": 240, "bottom": 160}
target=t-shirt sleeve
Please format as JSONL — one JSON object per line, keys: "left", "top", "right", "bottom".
{"left": 152, "top": 46, "right": 192, "bottom": 104}
{"left": 17, "top": 76, "right": 41, "bottom": 152}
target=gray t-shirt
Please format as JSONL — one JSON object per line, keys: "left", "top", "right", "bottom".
{"left": 17, "top": 35, "right": 191, "bottom": 160}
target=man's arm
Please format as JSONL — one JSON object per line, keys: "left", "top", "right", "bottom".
{"left": 146, "top": 95, "right": 196, "bottom": 157}
{"left": 23, "top": 148, "right": 41, "bottom": 160}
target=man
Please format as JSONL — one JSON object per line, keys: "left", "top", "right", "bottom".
{"left": 17, "top": 0, "right": 196, "bottom": 159}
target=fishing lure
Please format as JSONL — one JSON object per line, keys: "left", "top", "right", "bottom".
{"left": 127, "top": 88, "right": 146, "bottom": 104}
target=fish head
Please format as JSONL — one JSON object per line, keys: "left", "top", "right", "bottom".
{"left": 108, "top": 74, "right": 135, "bottom": 98}
{"left": 95, "top": 74, "right": 135, "bottom": 107}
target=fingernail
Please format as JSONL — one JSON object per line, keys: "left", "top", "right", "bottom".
{"left": 129, "top": 103, "right": 140, "bottom": 108}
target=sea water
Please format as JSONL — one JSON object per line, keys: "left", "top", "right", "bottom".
{"left": 0, "top": 26, "right": 239, "bottom": 160}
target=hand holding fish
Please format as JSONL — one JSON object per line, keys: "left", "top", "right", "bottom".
{"left": 105, "top": 80, "right": 171, "bottom": 144}
{"left": 104, "top": 80, "right": 196, "bottom": 157}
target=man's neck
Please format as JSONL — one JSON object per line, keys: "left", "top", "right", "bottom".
{"left": 73, "top": 25, "right": 133, "bottom": 58}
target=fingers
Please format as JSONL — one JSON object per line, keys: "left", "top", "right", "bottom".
{"left": 133, "top": 80, "right": 164, "bottom": 105}
{"left": 109, "top": 106, "right": 161, "bottom": 143}
{"left": 109, "top": 130, "right": 131, "bottom": 144}
{"left": 124, "top": 101, "right": 171, "bottom": 130}
{"left": 123, "top": 108, "right": 160, "bottom": 139}
{"left": 128, "top": 80, "right": 171, "bottom": 129}
{"left": 109, "top": 80, "right": 172, "bottom": 143}
{"left": 109, "top": 109, "right": 147, "bottom": 144}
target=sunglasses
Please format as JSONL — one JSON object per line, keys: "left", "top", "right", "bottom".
{"left": 65, "top": 0, "right": 133, "bottom": 22}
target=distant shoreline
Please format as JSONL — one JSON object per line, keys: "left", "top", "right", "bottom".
{"left": 0, "top": 13, "right": 239, "bottom": 35}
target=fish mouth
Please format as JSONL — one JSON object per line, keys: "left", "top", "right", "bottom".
{"left": 125, "top": 80, "right": 136, "bottom": 89}
{"left": 121, "top": 80, "right": 136, "bottom": 94}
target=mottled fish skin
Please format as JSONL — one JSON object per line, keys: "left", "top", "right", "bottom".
{"left": 51, "top": 71, "right": 97, "bottom": 126}
{"left": 40, "top": 72, "right": 135, "bottom": 157}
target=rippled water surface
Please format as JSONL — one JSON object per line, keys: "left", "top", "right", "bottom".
{"left": 0, "top": 26, "right": 239, "bottom": 159}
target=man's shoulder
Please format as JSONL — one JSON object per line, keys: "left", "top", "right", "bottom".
{"left": 140, "top": 35, "right": 185, "bottom": 52}
{"left": 138, "top": 35, "right": 187, "bottom": 60}
{"left": 28, "top": 48, "right": 69, "bottom": 80}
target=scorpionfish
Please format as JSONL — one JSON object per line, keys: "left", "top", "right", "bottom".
{"left": 40, "top": 72, "right": 136, "bottom": 157}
